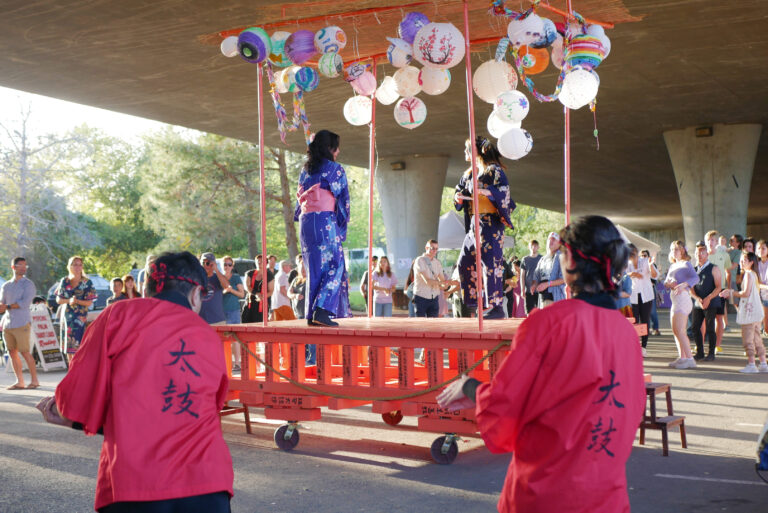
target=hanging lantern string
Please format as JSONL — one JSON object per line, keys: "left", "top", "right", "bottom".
{"left": 265, "top": 62, "right": 311, "bottom": 145}
{"left": 590, "top": 100, "right": 599, "bottom": 150}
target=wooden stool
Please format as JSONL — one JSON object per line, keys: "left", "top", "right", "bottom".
{"left": 638, "top": 382, "right": 687, "bottom": 456}
{"left": 220, "top": 402, "right": 252, "bottom": 434}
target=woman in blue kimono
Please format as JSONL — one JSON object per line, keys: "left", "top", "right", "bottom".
{"left": 294, "top": 130, "right": 350, "bottom": 327}
{"left": 454, "top": 136, "right": 515, "bottom": 319}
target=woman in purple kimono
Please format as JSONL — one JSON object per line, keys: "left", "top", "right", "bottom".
{"left": 454, "top": 136, "right": 515, "bottom": 319}
{"left": 294, "top": 130, "right": 350, "bottom": 327}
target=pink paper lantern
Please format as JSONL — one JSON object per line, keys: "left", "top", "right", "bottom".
{"left": 284, "top": 30, "right": 316, "bottom": 65}
{"left": 351, "top": 71, "right": 377, "bottom": 96}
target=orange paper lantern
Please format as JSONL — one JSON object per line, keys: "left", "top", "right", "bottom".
{"left": 518, "top": 45, "right": 549, "bottom": 75}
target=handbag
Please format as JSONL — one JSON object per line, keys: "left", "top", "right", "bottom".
{"left": 736, "top": 271, "right": 764, "bottom": 325}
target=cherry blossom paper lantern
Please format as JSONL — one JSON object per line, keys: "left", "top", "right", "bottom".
{"left": 268, "top": 31, "right": 292, "bottom": 67}
{"left": 558, "top": 66, "right": 599, "bottom": 110}
{"left": 487, "top": 111, "right": 521, "bottom": 139}
{"left": 343, "top": 96, "right": 372, "bottom": 126}
{"left": 314, "top": 26, "right": 347, "bottom": 54}
{"left": 398, "top": 12, "right": 430, "bottom": 44}
{"left": 498, "top": 128, "right": 533, "bottom": 160}
{"left": 507, "top": 14, "right": 545, "bottom": 48}
{"left": 295, "top": 67, "right": 320, "bottom": 92}
{"left": 238, "top": 28, "right": 271, "bottom": 64}
{"left": 220, "top": 36, "right": 239, "bottom": 57}
{"left": 418, "top": 68, "right": 451, "bottom": 95}
{"left": 285, "top": 30, "right": 316, "bottom": 65}
{"left": 412, "top": 23, "right": 465, "bottom": 70}
{"left": 375, "top": 76, "right": 400, "bottom": 105}
{"left": 394, "top": 97, "right": 427, "bottom": 129}
{"left": 351, "top": 71, "right": 377, "bottom": 96}
{"left": 495, "top": 90, "right": 529, "bottom": 123}
{"left": 472, "top": 60, "right": 518, "bottom": 104}
{"left": 318, "top": 52, "right": 343, "bottom": 78}
{"left": 386, "top": 38, "right": 413, "bottom": 68}
{"left": 393, "top": 65, "right": 422, "bottom": 97}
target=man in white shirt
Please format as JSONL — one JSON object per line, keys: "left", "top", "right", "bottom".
{"left": 271, "top": 260, "right": 296, "bottom": 321}
{"left": 412, "top": 240, "right": 445, "bottom": 317}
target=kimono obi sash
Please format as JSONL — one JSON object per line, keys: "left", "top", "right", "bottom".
{"left": 298, "top": 183, "right": 335, "bottom": 213}
{"left": 468, "top": 194, "right": 497, "bottom": 215}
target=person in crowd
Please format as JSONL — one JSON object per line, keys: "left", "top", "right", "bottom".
{"left": 744, "top": 238, "right": 756, "bottom": 254}
{"left": 1, "top": 257, "right": 39, "bottom": 390}
{"left": 36, "top": 251, "right": 234, "bottom": 512}
{"left": 454, "top": 136, "right": 515, "bottom": 319}
{"left": 404, "top": 261, "right": 417, "bottom": 317}
{"left": 437, "top": 215, "right": 644, "bottom": 513}
{"left": 271, "top": 260, "right": 296, "bottom": 321}
{"left": 505, "top": 258, "right": 525, "bottom": 318}
{"left": 121, "top": 274, "right": 141, "bottom": 299}
{"left": 288, "top": 254, "right": 302, "bottom": 284}
{"left": 691, "top": 241, "right": 722, "bottom": 361}
{"left": 720, "top": 250, "right": 768, "bottom": 373}
{"left": 268, "top": 255, "right": 278, "bottom": 274}
{"left": 288, "top": 260, "right": 307, "bottom": 320}
{"left": 641, "top": 249, "right": 661, "bottom": 336}
{"left": 242, "top": 256, "right": 274, "bottom": 324}
{"left": 106, "top": 277, "right": 126, "bottom": 306}
{"left": 222, "top": 255, "right": 245, "bottom": 371}
{"left": 664, "top": 241, "right": 699, "bottom": 369}
{"left": 371, "top": 256, "right": 396, "bottom": 317}
{"left": 531, "top": 232, "right": 566, "bottom": 308}
{"left": 198, "top": 252, "right": 228, "bottom": 325}
{"left": 728, "top": 234, "right": 743, "bottom": 309}
{"left": 448, "top": 264, "right": 468, "bottom": 318}
{"left": 413, "top": 240, "right": 446, "bottom": 318}
{"left": 519, "top": 240, "right": 542, "bottom": 315}
{"left": 294, "top": 129, "right": 350, "bottom": 327}
{"left": 705, "top": 231, "right": 730, "bottom": 353}
{"left": 359, "top": 255, "right": 378, "bottom": 310}
{"left": 756, "top": 240, "right": 768, "bottom": 336}
{"left": 137, "top": 254, "right": 156, "bottom": 297}
{"left": 615, "top": 270, "right": 633, "bottom": 318}
{"left": 56, "top": 256, "right": 96, "bottom": 361}
{"left": 627, "top": 244, "right": 653, "bottom": 357}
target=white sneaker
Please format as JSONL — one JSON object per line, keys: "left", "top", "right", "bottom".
{"left": 641, "top": 347, "right": 647, "bottom": 357}
{"left": 674, "top": 358, "right": 697, "bottom": 369}
{"left": 758, "top": 362, "right": 768, "bottom": 373}
{"left": 739, "top": 363, "right": 759, "bottom": 374}
{"left": 668, "top": 358, "right": 681, "bottom": 368}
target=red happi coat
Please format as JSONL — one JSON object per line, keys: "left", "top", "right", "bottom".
{"left": 56, "top": 296, "right": 233, "bottom": 511}
{"left": 475, "top": 297, "right": 645, "bottom": 513}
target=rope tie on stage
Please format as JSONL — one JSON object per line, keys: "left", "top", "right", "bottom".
{"left": 225, "top": 332, "right": 510, "bottom": 402}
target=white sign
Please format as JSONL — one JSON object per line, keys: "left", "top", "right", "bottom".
{"left": 30, "top": 304, "right": 66, "bottom": 371}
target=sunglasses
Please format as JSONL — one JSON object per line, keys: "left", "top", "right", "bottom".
{"left": 224, "top": 263, "right": 233, "bottom": 267}
{"left": 203, "top": 261, "right": 214, "bottom": 266}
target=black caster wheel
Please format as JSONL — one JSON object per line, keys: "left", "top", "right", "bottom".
{"left": 430, "top": 435, "right": 458, "bottom": 465}
{"left": 274, "top": 424, "right": 300, "bottom": 451}
{"left": 382, "top": 410, "right": 404, "bottom": 426}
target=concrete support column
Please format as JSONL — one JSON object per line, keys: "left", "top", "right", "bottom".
{"left": 376, "top": 155, "right": 449, "bottom": 278}
{"left": 664, "top": 123, "right": 762, "bottom": 248}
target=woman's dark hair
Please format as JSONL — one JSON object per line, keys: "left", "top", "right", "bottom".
{"left": 559, "top": 215, "right": 629, "bottom": 297}
{"left": 467, "top": 135, "right": 504, "bottom": 170}
{"left": 147, "top": 251, "right": 207, "bottom": 297}
{"left": 304, "top": 130, "right": 340, "bottom": 175}
{"left": 742, "top": 250, "right": 761, "bottom": 284}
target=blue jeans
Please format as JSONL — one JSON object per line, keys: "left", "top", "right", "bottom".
{"left": 225, "top": 309, "right": 241, "bottom": 324}
{"left": 650, "top": 296, "right": 659, "bottom": 331}
{"left": 374, "top": 302, "right": 393, "bottom": 317}
{"left": 413, "top": 296, "right": 439, "bottom": 317}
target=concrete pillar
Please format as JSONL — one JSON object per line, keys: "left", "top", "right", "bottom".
{"left": 663, "top": 123, "right": 762, "bottom": 248}
{"left": 376, "top": 155, "right": 449, "bottom": 278}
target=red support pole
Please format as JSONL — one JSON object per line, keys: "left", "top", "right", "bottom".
{"left": 463, "top": 0, "right": 483, "bottom": 331}
{"left": 367, "top": 59, "right": 377, "bottom": 317}
{"left": 257, "top": 63, "right": 269, "bottom": 327}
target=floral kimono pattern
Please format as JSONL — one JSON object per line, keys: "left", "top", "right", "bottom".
{"left": 56, "top": 276, "right": 96, "bottom": 354}
{"left": 455, "top": 163, "right": 515, "bottom": 309}
{"left": 294, "top": 158, "right": 351, "bottom": 319}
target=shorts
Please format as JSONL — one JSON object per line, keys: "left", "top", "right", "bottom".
{"left": 715, "top": 302, "right": 724, "bottom": 315}
{"left": 670, "top": 290, "right": 693, "bottom": 315}
{"left": 3, "top": 324, "right": 31, "bottom": 352}
{"left": 762, "top": 299, "right": 768, "bottom": 308}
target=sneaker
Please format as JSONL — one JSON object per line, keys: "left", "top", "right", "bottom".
{"left": 673, "top": 358, "right": 697, "bottom": 369}
{"left": 668, "top": 358, "right": 682, "bottom": 368}
{"left": 641, "top": 347, "right": 647, "bottom": 357}
{"left": 715, "top": 346, "right": 723, "bottom": 354}
{"left": 653, "top": 330, "right": 661, "bottom": 336}
{"left": 694, "top": 353, "right": 705, "bottom": 361}
{"left": 739, "top": 363, "right": 759, "bottom": 374}
{"left": 758, "top": 363, "right": 768, "bottom": 373}
{"left": 703, "top": 354, "right": 715, "bottom": 362}
{"left": 232, "top": 364, "right": 241, "bottom": 373}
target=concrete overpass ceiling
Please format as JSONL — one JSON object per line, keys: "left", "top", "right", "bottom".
{"left": 0, "top": 1, "right": 765, "bottom": 231}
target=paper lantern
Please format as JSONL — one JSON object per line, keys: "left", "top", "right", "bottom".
{"left": 375, "top": 76, "right": 400, "bottom": 105}
{"left": 351, "top": 71, "right": 377, "bottom": 96}
{"left": 398, "top": 12, "right": 430, "bottom": 44}
{"left": 565, "top": 35, "right": 605, "bottom": 70}
{"left": 278, "top": 66, "right": 301, "bottom": 93}
{"left": 550, "top": 34, "right": 565, "bottom": 69}
{"left": 343, "top": 96, "right": 372, "bottom": 126}
{"left": 386, "top": 38, "right": 413, "bottom": 68}
{"left": 394, "top": 97, "right": 427, "bottom": 129}
{"left": 295, "top": 67, "right": 319, "bottom": 92}
{"left": 518, "top": 45, "right": 549, "bottom": 75}
{"left": 558, "top": 66, "right": 599, "bottom": 110}
{"left": 495, "top": 90, "right": 529, "bottom": 123}
{"left": 487, "top": 112, "right": 521, "bottom": 139}
{"left": 285, "top": 30, "right": 316, "bottom": 65}
{"left": 507, "top": 13, "right": 545, "bottom": 48}
{"left": 393, "top": 65, "right": 422, "bottom": 97}
{"left": 220, "top": 36, "right": 239, "bottom": 58}
{"left": 318, "top": 52, "right": 343, "bottom": 78}
{"left": 238, "top": 28, "right": 271, "bottom": 64}
{"left": 344, "top": 62, "right": 369, "bottom": 82}
{"left": 314, "top": 26, "right": 347, "bottom": 54}
{"left": 530, "top": 18, "right": 558, "bottom": 49}
{"left": 412, "top": 23, "right": 465, "bottom": 70}
{"left": 498, "top": 128, "right": 533, "bottom": 160}
{"left": 268, "top": 31, "right": 292, "bottom": 67}
{"left": 472, "top": 60, "right": 518, "bottom": 104}
{"left": 586, "top": 24, "right": 611, "bottom": 58}
{"left": 419, "top": 68, "right": 451, "bottom": 95}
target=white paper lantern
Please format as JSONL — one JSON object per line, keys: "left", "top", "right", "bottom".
{"left": 394, "top": 97, "right": 427, "bottom": 129}
{"left": 220, "top": 36, "right": 239, "bottom": 57}
{"left": 495, "top": 90, "right": 529, "bottom": 123}
{"left": 375, "top": 76, "right": 400, "bottom": 105}
{"left": 550, "top": 34, "right": 565, "bottom": 69}
{"left": 318, "top": 52, "right": 343, "bottom": 78}
{"left": 314, "top": 26, "right": 347, "bottom": 54}
{"left": 498, "top": 128, "right": 533, "bottom": 160}
{"left": 586, "top": 25, "right": 611, "bottom": 58}
{"left": 472, "top": 60, "right": 518, "bottom": 104}
{"left": 393, "top": 65, "right": 422, "bottom": 97}
{"left": 419, "top": 68, "right": 451, "bottom": 95}
{"left": 386, "top": 37, "right": 413, "bottom": 68}
{"left": 343, "top": 96, "right": 372, "bottom": 126}
{"left": 558, "top": 66, "right": 599, "bottom": 110}
{"left": 351, "top": 71, "right": 377, "bottom": 96}
{"left": 412, "top": 23, "right": 465, "bottom": 69}
{"left": 487, "top": 111, "right": 521, "bottom": 139}
{"left": 277, "top": 66, "right": 301, "bottom": 93}
{"left": 275, "top": 68, "right": 289, "bottom": 93}
{"left": 507, "top": 14, "right": 545, "bottom": 48}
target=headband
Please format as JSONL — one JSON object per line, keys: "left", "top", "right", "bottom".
{"left": 563, "top": 242, "right": 615, "bottom": 291}
{"left": 150, "top": 262, "right": 201, "bottom": 293}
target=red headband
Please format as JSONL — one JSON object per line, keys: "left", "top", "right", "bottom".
{"left": 563, "top": 242, "right": 615, "bottom": 291}
{"left": 150, "top": 262, "right": 201, "bottom": 293}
